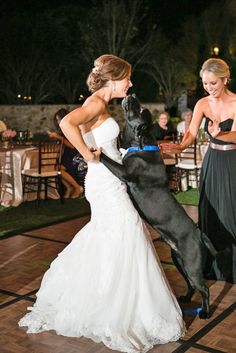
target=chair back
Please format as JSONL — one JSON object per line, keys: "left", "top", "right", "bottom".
{"left": 175, "top": 139, "right": 198, "bottom": 166}
{"left": 175, "top": 139, "right": 202, "bottom": 191}
{"left": 38, "top": 141, "right": 63, "bottom": 174}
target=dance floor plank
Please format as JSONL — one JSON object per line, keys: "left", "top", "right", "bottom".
{"left": 0, "top": 205, "right": 235, "bottom": 353}
{"left": 0, "top": 235, "right": 64, "bottom": 295}
{"left": 22, "top": 216, "right": 90, "bottom": 243}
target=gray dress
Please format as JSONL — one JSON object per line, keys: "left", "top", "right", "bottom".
{"left": 199, "top": 118, "right": 236, "bottom": 283}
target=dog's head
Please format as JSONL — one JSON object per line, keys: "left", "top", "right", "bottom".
{"left": 122, "top": 93, "right": 141, "bottom": 118}
{"left": 121, "top": 94, "right": 154, "bottom": 148}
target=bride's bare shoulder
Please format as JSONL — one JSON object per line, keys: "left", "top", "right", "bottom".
{"left": 83, "top": 95, "right": 106, "bottom": 108}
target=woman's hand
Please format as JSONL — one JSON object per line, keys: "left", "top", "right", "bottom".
{"left": 159, "top": 142, "right": 182, "bottom": 154}
{"left": 208, "top": 120, "right": 221, "bottom": 138}
{"left": 47, "top": 131, "right": 61, "bottom": 140}
{"left": 84, "top": 148, "right": 102, "bottom": 162}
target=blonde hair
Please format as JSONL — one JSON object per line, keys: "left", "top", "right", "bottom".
{"left": 87, "top": 54, "right": 131, "bottom": 93}
{"left": 157, "top": 111, "right": 170, "bottom": 121}
{"left": 200, "top": 58, "right": 230, "bottom": 82}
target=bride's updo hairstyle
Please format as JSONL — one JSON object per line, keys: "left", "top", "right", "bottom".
{"left": 87, "top": 54, "right": 131, "bottom": 93}
{"left": 200, "top": 58, "right": 230, "bottom": 83}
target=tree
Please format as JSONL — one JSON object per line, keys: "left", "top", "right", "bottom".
{"left": 140, "top": 30, "right": 196, "bottom": 110}
{"left": 79, "top": 0, "right": 154, "bottom": 68}
{"left": 0, "top": 5, "right": 87, "bottom": 104}
{"left": 200, "top": 0, "right": 234, "bottom": 60}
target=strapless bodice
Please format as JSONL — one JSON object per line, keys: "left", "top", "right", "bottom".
{"left": 83, "top": 117, "right": 122, "bottom": 162}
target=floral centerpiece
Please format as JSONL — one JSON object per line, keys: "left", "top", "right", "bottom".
{"left": 1, "top": 129, "right": 17, "bottom": 147}
{"left": 2, "top": 129, "right": 17, "bottom": 141}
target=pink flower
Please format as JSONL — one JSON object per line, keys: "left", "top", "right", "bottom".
{"left": 2, "top": 129, "right": 17, "bottom": 139}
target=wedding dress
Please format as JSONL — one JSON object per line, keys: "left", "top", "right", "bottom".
{"left": 19, "top": 117, "right": 185, "bottom": 353}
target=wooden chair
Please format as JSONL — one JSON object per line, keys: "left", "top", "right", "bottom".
{"left": 0, "top": 148, "right": 15, "bottom": 203}
{"left": 22, "top": 141, "right": 64, "bottom": 205}
{"left": 175, "top": 139, "right": 202, "bottom": 191}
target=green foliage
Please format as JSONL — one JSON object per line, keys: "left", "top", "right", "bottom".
{"left": 0, "top": 190, "right": 199, "bottom": 238}
{"left": 170, "top": 117, "right": 181, "bottom": 124}
{"left": 0, "top": 198, "right": 91, "bottom": 238}
{"left": 174, "top": 188, "right": 199, "bottom": 206}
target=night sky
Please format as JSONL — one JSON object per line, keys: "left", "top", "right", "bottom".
{"left": 1, "top": 0, "right": 221, "bottom": 41}
{"left": 0, "top": 0, "right": 224, "bottom": 104}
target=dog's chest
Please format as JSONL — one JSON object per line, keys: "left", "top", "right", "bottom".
{"left": 123, "top": 152, "right": 166, "bottom": 181}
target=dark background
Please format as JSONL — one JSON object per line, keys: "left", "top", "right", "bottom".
{"left": 0, "top": 0, "right": 233, "bottom": 111}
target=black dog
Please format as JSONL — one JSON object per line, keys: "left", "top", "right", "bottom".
{"left": 100, "top": 94, "right": 217, "bottom": 319}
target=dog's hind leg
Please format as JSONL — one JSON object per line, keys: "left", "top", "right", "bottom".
{"left": 193, "top": 277, "right": 211, "bottom": 319}
{"left": 201, "top": 232, "right": 217, "bottom": 257}
{"left": 171, "top": 250, "right": 195, "bottom": 302}
{"left": 174, "top": 257, "right": 211, "bottom": 319}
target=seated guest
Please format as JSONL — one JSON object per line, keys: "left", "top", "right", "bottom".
{"left": 153, "top": 111, "right": 176, "bottom": 142}
{"left": 47, "top": 109, "right": 84, "bottom": 199}
{"left": 177, "top": 109, "right": 193, "bottom": 137}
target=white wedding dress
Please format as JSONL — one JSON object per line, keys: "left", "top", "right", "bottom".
{"left": 19, "top": 117, "right": 185, "bottom": 353}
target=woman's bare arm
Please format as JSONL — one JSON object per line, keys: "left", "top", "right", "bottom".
{"left": 59, "top": 97, "right": 105, "bottom": 161}
{"left": 216, "top": 131, "right": 236, "bottom": 143}
{"left": 47, "top": 131, "right": 75, "bottom": 149}
{"left": 160, "top": 99, "right": 204, "bottom": 153}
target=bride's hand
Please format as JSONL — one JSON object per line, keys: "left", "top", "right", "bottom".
{"left": 208, "top": 120, "right": 221, "bottom": 138}
{"left": 84, "top": 148, "right": 102, "bottom": 162}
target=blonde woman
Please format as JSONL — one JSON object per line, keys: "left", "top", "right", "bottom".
{"left": 153, "top": 111, "right": 176, "bottom": 141}
{"left": 162, "top": 58, "right": 236, "bottom": 283}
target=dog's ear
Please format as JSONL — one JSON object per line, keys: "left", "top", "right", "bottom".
{"left": 121, "top": 96, "right": 128, "bottom": 110}
{"left": 141, "top": 108, "right": 153, "bottom": 127}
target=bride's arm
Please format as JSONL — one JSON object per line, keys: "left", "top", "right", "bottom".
{"left": 59, "top": 97, "right": 104, "bottom": 161}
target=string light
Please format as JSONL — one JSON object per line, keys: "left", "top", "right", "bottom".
{"left": 213, "top": 47, "right": 219, "bottom": 56}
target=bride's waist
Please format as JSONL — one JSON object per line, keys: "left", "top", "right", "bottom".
{"left": 85, "top": 162, "right": 126, "bottom": 193}
{"left": 86, "top": 160, "right": 120, "bottom": 173}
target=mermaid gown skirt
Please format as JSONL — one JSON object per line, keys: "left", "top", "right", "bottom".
{"left": 19, "top": 118, "right": 185, "bottom": 353}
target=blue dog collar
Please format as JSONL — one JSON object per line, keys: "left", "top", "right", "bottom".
{"left": 127, "top": 145, "right": 159, "bottom": 153}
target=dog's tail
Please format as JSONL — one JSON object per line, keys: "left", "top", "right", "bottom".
{"left": 201, "top": 232, "right": 217, "bottom": 257}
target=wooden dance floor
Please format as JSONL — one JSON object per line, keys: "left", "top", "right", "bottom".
{"left": 0, "top": 205, "right": 235, "bottom": 353}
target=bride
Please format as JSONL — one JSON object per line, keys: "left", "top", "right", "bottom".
{"left": 19, "top": 54, "right": 185, "bottom": 353}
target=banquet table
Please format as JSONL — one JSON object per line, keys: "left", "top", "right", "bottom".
{"left": 0, "top": 144, "right": 59, "bottom": 207}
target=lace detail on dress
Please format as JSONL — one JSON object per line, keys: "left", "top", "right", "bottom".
{"left": 19, "top": 305, "right": 185, "bottom": 353}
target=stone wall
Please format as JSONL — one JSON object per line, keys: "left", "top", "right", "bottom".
{"left": 0, "top": 102, "right": 165, "bottom": 134}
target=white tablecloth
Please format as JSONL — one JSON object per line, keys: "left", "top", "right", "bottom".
{"left": 0, "top": 146, "right": 59, "bottom": 207}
